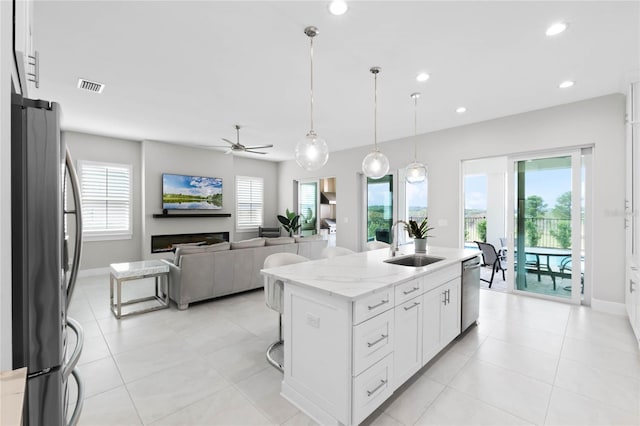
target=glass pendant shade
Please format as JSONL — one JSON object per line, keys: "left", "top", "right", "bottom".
{"left": 295, "top": 131, "right": 329, "bottom": 171}
{"left": 405, "top": 91, "right": 426, "bottom": 184}
{"left": 296, "top": 26, "right": 329, "bottom": 171}
{"left": 362, "top": 150, "right": 389, "bottom": 179}
{"left": 362, "top": 66, "right": 389, "bottom": 180}
{"left": 405, "top": 160, "right": 427, "bottom": 183}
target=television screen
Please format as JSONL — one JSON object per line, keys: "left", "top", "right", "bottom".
{"left": 162, "top": 173, "right": 223, "bottom": 210}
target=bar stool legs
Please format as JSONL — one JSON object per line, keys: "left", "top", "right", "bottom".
{"left": 266, "top": 314, "right": 283, "bottom": 371}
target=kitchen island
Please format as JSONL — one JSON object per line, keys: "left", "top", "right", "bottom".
{"left": 261, "top": 246, "right": 481, "bottom": 426}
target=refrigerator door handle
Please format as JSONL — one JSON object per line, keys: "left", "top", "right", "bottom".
{"left": 67, "top": 368, "right": 84, "bottom": 426}
{"left": 63, "top": 317, "right": 84, "bottom": 380}
{"left": 65, "top": 147, "right": 83, "bottom": 307}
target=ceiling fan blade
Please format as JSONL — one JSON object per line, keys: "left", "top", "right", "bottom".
{"left": 244, "top": 150, "right": 268, "bottom": 155}
{"left": 221, "top": 138, "right": 237, "bottom": 146}
{"left": 244, "top": 144, "right": 274, "bottom": 150}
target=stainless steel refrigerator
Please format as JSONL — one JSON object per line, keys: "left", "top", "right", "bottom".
{"left": 11, "top": 94, "right": 84, "bottom": 426}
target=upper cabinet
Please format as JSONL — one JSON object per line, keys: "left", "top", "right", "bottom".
{"left": 13, "top": 0, "right": 38, "bottom": 96}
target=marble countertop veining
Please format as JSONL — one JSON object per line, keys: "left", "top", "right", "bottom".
{"left": 261, "top": 245, "right": 481, "bottom": 300}
{"left": 1, "top": 368, "right": 27, "bottom": 426}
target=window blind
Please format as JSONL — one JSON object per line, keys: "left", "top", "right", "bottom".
{"left": 236, "top": 176, "right": 264, "bottom": 231}
{"left": 79, "top": 161, "right": 131, "bottom": 238}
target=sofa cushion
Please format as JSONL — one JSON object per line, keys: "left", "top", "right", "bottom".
{"left": 174, "top": 241, "right": 230, "bottom": 266}
{"left": 231, "top": 237, "right": 266, "bottom": 249}
{"left": 265, "top": 237, "right": 295, "bottom": 246}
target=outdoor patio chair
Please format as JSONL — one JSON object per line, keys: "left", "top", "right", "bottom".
{"left": 475, "top": 241, "right": 507, "bottom": 288}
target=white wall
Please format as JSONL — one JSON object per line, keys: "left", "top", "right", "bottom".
{"left": 278, "top": 94, "right": 626, "bottom": 304}
{"left": 65, "top": 131, "right": 142, "bottom": 269}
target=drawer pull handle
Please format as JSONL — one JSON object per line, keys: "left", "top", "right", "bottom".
{"left": 404, "top": 301, "right": 420, "bottom": 311}
{"left": 367, "top": 334, "right": 388, "bottom": 348}
{"left": 366, "top": 379, "right": 387, "bottom": 397}
{"left": 402, "top": 286, "right": 420, "bottom": 295}
{"left": 368, "top": 299, "right": 389, "bottom": 310}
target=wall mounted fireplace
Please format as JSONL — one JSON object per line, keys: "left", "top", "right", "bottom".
{"left": 151, "top": 232, "right": 230, "bottom": 253}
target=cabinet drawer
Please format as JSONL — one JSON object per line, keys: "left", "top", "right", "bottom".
{"left": 395, "top": 278, "right": 423, "bottom": 305}
{"left": 353, "top": 288, "right": 394, "bottom": 325}
{"left": 353, "top": 309, "right": 394, "bottom": 376}
{"left": 423, "top": 264, "right": 460, "bottom": 293}
{"left": 352, "top": 353, "right": 394, "bottom": 425}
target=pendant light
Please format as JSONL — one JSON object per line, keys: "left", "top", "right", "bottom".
{"left": 362, "top": 67, "right": 389, "bottom": 179}
{"left": 405, "top": 92, "right": 427, "bottom": 184}
{"left": 295, "top": 26, "right": 329, "bottom": 171}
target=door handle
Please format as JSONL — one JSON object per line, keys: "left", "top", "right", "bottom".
{"left": 366, "top": 379, "right": 387, "bottom": 397}
{"left": 65, "top": 147, "right": 83, "bottom": 309}
{"left": 403, "top": 301, "right": 420, "bottom": 311}
{"left": 367, "top": 334, "right": 388, "bottom": 348}
{"left": 368, "top": 299, "right": 389, "bottom": 310}
{"left": 403, "top": 286, "right": 420, "bottom": 295}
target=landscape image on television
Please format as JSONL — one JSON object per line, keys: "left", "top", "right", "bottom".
{"left": 162, "top": 174, "right": 223, "bottom": 210}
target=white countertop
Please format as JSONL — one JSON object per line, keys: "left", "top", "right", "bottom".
{"left": 261, "top": 245, "right": 480, "bottom": 301}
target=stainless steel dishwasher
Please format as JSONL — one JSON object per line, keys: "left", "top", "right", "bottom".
{"left": 461, "top": 256, "right": 481, "bottom": 331}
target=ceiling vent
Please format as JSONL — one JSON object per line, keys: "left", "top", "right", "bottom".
{"left": 77, "top": 78, "right": 105, "bottom": 94}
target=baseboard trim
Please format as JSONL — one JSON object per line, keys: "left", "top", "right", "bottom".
{"left": 591, "top": 297, "right": 626, "bottom": 316}
{"left": 78, "top": 267, "right": 110, "bottom": 278}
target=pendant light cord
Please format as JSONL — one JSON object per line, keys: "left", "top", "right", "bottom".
{"left": 374, "top": 71, "right": 378, "bottom": 150}
{"left": 413, "top": 95, "right": 418, "bottom": 160}
{"left": 309, "top": 36, "right": 315, "bottom": 134}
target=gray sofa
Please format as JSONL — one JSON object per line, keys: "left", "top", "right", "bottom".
{"left": 162, "top": 236, "right": 327, "bottom": 309}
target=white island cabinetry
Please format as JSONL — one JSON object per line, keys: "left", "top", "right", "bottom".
{"left": 265, "top": 247, "right": 480, "bottom": 426}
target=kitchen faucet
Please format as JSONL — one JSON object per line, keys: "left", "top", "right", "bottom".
{"left": 389, "top": 220, "right": 406, "bottom": 257}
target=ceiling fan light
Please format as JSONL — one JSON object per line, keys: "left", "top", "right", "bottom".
{"left": 362, "top": 150, "right": 389, "bottom": 180}
{"left": 295, "top": 131, "right": 329, "bottom": 171}
{"left": 405, "top": 161, "right": 427, "bottom": 184}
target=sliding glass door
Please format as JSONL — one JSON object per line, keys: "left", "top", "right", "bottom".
{"left": 507, "top": 150, "right": 586, "bottom": 303}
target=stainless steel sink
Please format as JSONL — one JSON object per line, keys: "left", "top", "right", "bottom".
{"left": 384, "top": 254, "right": 445, "bottom": 267}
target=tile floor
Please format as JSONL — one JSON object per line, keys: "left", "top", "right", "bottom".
{"left": 66, "top": 273, "right": 640, "bottom": 425}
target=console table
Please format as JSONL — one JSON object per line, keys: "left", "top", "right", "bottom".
{"left": 110, "top": 260, "right": 170, "bottom": 319}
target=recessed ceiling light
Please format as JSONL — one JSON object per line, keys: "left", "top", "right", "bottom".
{"left": 559, "top": 80, "right": 575, "bottom": 89}
{"left": 328, "top": 0, "right": 348, "bottom": 16}
{"left": 416, "top": 72, "right": 430, "bottom": 82}
{"left": 456, "top": 107, "right": 467, "bottom": 114}
{"left": 546, "top": 21, "right": 568, "bottom": 36}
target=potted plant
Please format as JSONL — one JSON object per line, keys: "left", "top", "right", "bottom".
{"left": 277, "top": 208, "right": 301, "bottom": 237}
{"left": 405, "top": 218, "right": 434, "bottom": 253}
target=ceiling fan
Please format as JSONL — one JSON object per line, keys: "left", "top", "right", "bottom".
{"left": 211, "top": 125, "right": 273, "bottom": 155}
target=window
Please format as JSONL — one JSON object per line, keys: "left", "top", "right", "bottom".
{"left": 79, "top": 160, "right": 132, "bottom": 240}
{"left": 404, "top": 175, "right": 428, "bottom": 243}
{"left": 236, "top": 176, "right": 263, "bottom": 231}
{"left": 367, "top": 175, "right": 393, "bottom": 243}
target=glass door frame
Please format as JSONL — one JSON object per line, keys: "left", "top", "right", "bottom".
{"left": 506, "top": 149, "right": 586, "bottom": 305}
{"left": 297, "top": 178, "right": 320, "bottom": 236}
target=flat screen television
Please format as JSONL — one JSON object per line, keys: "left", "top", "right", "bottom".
{"left": 162, "top": 173, "right": 223, "bottom": 210}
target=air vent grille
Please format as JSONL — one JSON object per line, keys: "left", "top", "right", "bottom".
{"left": 77, "top": 78, "right": 105, "bottom": 94}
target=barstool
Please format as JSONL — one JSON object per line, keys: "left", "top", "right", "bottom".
{"left": 263, "top": 252, "right": 309, "bottom": 371}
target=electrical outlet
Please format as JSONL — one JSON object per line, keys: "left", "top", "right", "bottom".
{"left": 306, "top": 312, "right": 320, "bottom": 328}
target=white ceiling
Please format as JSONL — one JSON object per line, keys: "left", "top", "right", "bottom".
{"left": 33, "top": 1, "right": 639, "bottom": 162}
